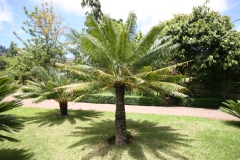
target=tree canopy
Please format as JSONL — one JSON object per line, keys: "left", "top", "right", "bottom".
{"left": 163, "top": 4, "right": 240, "bottom": 92}
{"left": 10, "top": 1, "right": 68, "bottom": 82}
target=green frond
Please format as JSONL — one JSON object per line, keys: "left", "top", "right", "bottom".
{"left": 133, "top": 36, "right": 179, "bottom": 69}
{"left": 55, "top": 63, "right": 92, "bottom": 80}
{"left": 136, "top": 61, "right": 191, "bottom": 80}
{"left": 84, "top": 15, "right": 107, "bottom": 45}
{"left": 0, "top": 76, "right": 23, "bottom": 142}
{"left": 125, "top": 11, "right": 137, "bottom": 41}
{"left": 131, "top": 24, "right": 163, "bottom": 60}
{"left": 0, "top": 76, "right": 19, "bottom": 101}
{"left": 220, "top": 100, "right": 240, "bottom": 118}
{"left": 150, "top": 81, "right": 188, "bottom": 98}
{"left": 0, "top": 100, "right": 22, "bottom": 113}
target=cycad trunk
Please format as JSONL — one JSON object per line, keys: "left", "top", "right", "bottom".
{"left": 114, "top": 83, "right": 127, "bottom": 145}
{"left": 59, "top": 102, "right": 68, "bottom": 117}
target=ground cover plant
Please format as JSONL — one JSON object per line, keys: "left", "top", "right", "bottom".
{"left": 1, "top": 107, "right": 239, "bottom": 160}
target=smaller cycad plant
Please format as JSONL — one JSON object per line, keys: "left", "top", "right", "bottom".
{"left": 220, "top": 100, "right": 240, "bottom": 119}
{"left": 16, "top": 67, "right": 78, "bottom": 117}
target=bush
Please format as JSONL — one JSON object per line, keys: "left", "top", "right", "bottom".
{"left": 80, "top": 94, "right": 165, "bottom": 106}
{"left": 179, "top": 98, "right": 224, "bottom": 108}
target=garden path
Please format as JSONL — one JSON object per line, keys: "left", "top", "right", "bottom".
{"left": 5, "top": 95, "right": 239, "bottom": 121}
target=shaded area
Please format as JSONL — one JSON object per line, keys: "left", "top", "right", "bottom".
{"left": 0, "top": 115, "right": 25, "bottom": 142}
{"left": 222, "top": 120, "right": 240, "bottom": 128}
{"left": 26, "top": 109, "right": 102, "bottom": 126}
{"left": 0, "top": 148, "right": 34, "bottom": 160}
{"left": 69, "top": 119, "right": 191, "bottom": 160}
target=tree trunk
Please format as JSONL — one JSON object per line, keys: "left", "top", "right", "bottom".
{"left": 59, "top": 102, "right": 68, "bottom": 117}
{"left": 114, "top": 83, "right": 127, "bottom": 145}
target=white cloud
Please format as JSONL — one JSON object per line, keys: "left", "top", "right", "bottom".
{"left": 100, "top": 0, "right": 230, "bottom": 32}
{"left": 0, "top": 0, "right": 12, "bottom": 30}
{"left": 29, "top": 0, "right": 232, "bottom": 32}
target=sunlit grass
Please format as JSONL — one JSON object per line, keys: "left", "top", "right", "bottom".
{"left": 1, "top": 107, "right": 240, "bottom": 160}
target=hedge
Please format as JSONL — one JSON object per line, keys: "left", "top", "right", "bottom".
{"left": 80, "top": 94, "right": 165, "bottom": 106}
{"left": 179, "top": 98, "right": 224, "bottom": 108}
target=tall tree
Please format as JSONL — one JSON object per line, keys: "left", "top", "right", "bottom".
{"left": 62, "top": 12, "right": 188, "bottom": 145}
{"left": 11, "top": 1, "right": 67, "bottom": 82}
{"left": 163, "top": 4, "right": 240, "bottom": 92}
{"left": 81, "top": 0, "right": 102, "bottom": 22}
{"left": 0, "top": 76, "right": 23, "bottom": 141}
{"left": 0, "top": 45, "right": 7, "bottom": 55}
{"left": 6, "top": 42, "right": 18, "bottom": 57}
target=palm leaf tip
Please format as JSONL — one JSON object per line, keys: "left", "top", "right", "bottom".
{"left": 220, "top": 100, "right": 240, "bottom": 119}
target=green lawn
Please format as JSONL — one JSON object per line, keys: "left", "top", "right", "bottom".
{"left": 1, "top": 107, "right": 240, "bottom": 160}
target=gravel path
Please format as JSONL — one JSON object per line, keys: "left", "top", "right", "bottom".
{"left": 5, "top": 95, "right": 239, "bottom": 121}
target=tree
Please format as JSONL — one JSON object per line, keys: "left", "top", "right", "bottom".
{"left": 0, "top": 45, "right": 7, "bottom": 55}
{"left": 164, "top": 4, "right": 240, "bottom": 92}
{"left": 11, "top": 1, "right": 67, "bottom": 82}
{"left": 81, "top": 0, "right": 102, "bottom": 22}
{"left": 6, "top": 42, "right": 18, "bottom": 57}
{"left": 16, "top": 67, "right": 77, "bottom": 117}
{"left": 63, "top": 12, "right": 188, "bottom": 145}
{"left": 0, "top": 76, "right": 23, "bottom": 141}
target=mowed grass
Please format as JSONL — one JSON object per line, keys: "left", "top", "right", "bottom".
{"left": 1, "top": 107, "right": 240, "bottom": 160}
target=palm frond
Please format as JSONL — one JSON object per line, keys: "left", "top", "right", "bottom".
{"left": 131, "top": 24, "right": 163, "bottom": 60}
{"left": 150, "top": 81, "right": 188, "bottom": 98}
{"left": 220, "top": 100, "right": 240, "bottom": 118}
{"left": 133, "top": 36, "right": 179, "bottom": 69}
{"left": 0, "top": 76, "right": 23, "bottom": 141}
{"left": 125, "top": 11, "right": 137, "bottom": 41}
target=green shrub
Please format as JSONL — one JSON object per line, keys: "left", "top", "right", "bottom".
{"left": 179, "top": 98, "right": 224, "bottom": 108}
{"left": 81, "top": 94, "right": 165, "bottom": 106}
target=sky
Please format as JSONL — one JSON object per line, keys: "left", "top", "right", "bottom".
{"left": 0, "top": 0, "right": 240, "bottom": 49}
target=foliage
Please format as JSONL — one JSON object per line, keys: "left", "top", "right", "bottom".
{"left": 11, "top": 1, "right": 67, "bottom": 82}
{"left": 0, "top": 76, "right": 23, "bottom": 141}
{"left": 179, "top": 98, "right": 224, "bottom": 108}
{"left": 16, "top": 67, "right": 78, "bottom": 116}
{"left": 220, "top": 100, "right": 240, "bottom": 119}
{"left": 163, "top": 4, "right": 240, "bottom": 92}
{"left": 0, "top": 56, "right": 7, "bottom": 71}
{"left": 63, "top": 12, "right": 188, "bottom": 145}
{"left": 6, "top": 42, "right": 18, "bottom": 57}
{"left": 81, "top": 0, "right": 102, "bottom": 22}
{"left": 80, "top": 94, "right": 165, "bottom": 106}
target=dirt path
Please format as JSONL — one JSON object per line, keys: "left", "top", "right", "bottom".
{"left": 5, "top": 95, "right": 239, "bottom": 121}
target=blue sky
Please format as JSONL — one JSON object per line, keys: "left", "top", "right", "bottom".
{"left": 0, "top": 0, "right": 240, "bottom": 49}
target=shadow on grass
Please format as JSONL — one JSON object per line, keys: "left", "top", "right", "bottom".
{"left": 222, "top": 120, "right": 240, "bottom": 128}
{"left": 0, "top": 148, "right": 34, "bottom": 160}
{"left": 26, "top": 109, "right": 102, "bottom": 126}
{"left": 0, "top": 115, "right": 25, "bottom": 142}
{"left": 69, "top": 119, "right": 191, "bottom": 160}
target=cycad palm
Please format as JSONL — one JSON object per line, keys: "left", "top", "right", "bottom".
{"left": 17, "top": 67, "right": 77, "bottom": 116}
{"left": 0, "top": 76, "right": 23, "bottom": 141}
{"left": 64, "top": 12, "right": 188, "bottom": 145}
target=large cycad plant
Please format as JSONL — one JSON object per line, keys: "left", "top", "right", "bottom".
{"left": 0, "top": 76, "right": 23, "bottom": 141}
{"left": 63, "top": 12, "right": 188, "bottom": 145}
{"left": 17, "top": 67, "right": 77, "bottom": 117}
